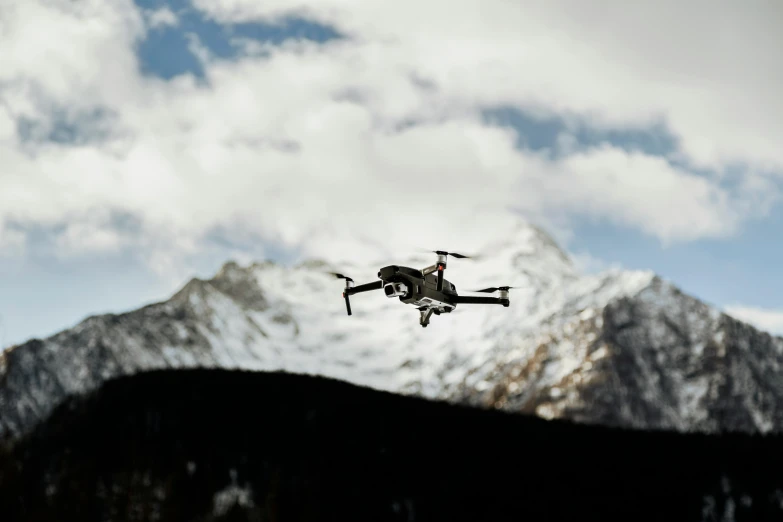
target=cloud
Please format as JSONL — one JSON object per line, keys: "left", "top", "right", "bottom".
{"left": 538, "top": 145, "right": 748, "bottom": 243}
{"left": 0, "top": 0, "right": 144, "bottom": 116}
{"left": 191, "top": 0, "right": 783, "bottom": 173}
{"left": 724, "top": 305, "right": 783, "bottom": 336}
{"left": 0, "top": 0, "right": 780, "bottom": 272}
{"left": 0, "top": 226, "right": 25, "bottom": 258}
{"left": 54, "top": 220, "right": 129, "bottom": 258}
{"left": 144, "top": 7, "right": 178, "bottom": 29}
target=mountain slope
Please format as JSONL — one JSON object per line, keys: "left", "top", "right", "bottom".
{"left": 2, "top": 220, "right": 782, "bottom": 441}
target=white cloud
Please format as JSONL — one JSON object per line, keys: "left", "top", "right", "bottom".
{"left": 537, "top": 146, "right": 748, "bottom": 244}
{"left": 54, "top": 219, "right": 128, "bottom": 258}
{"left": 144, "top": 7, "right": 178, "bottom": 29}
{"left": 0, "top": 106, "right": 15, "bottom": 142}
{"left": 192, "top": 0, "right": 783, "bottom": 173}
{"left": 724, "top": 305, "right": 783, "bottom": 336}
{"left": 0, "top": 0, "right": 779, "bottom": 273}
{"left": 0, "top": 225, "right": 25, "bottom": 258}
{"left": 0, "top": 0, "right": 144, "bottom": 116}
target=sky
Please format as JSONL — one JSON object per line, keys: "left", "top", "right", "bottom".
{"left": 1, "top": 0, "right": 782, "bottom": 346}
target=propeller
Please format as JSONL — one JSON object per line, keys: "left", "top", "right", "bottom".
{"left": 329, "top": 272, "right": 354, "bottom": 315}
{"left": 469, "top": 286, "right": 517, "bottom": 293}
{"left": 468, "top": 285, "right": 516, "bottom": 308}
{"left": 414, "top": 248, "right": 476, "bottom": 259}
{"left": 329, "top": 272, "right": 354, "bottom": 283}
{"left": 433, "top": 250, "right": 471, "bottom": 259}
{"left": 415, "top": 249, "right": 475, "bottom": 291}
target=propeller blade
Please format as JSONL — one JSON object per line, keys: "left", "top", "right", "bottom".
{"left": 329, "top": 272, "right": 354, "bottom": 282}
{"left": 469, "top": 286, "right": 517, "bottom": 293}
{"left": 413, "top": 248, "right": 477, "bottom": 259}
{"left": 472, "top": 287, "right": 499, "bottom": 293}
{"left": 433, "top": 250, "right": 471, "bottom": 259}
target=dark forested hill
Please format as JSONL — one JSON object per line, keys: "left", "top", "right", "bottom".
{"left": 2, "top": 369, "right": 783, "bottom": 521}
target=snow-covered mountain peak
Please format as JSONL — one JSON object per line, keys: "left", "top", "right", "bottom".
{"left": 279, "top": 217, "right": 580, "bottom": 283}
{"left": 4, "top": 219, "right": 783, "bottom": 442}
{"left": 424, "top": 220, "right": 579, "bottom": 293}
{"left": 479, "top": 220, "right": 572, "bottom": 262}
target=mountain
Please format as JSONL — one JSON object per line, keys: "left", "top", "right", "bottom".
{"left": 3, "top": 368, "right": 782, "bottom": 522}
{"left": 2, "top": 220, "right": 783, "bottom": 443}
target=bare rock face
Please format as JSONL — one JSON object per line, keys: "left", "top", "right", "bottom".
{"left": 2, "top": 220, "right": 782, "bottom": 443}
{"left": 453, "top": 277, "right": 783, "bottom": 433}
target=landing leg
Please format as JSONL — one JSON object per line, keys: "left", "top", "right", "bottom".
{"left": 419, "top": 308, "right": 435, "bottom": 327}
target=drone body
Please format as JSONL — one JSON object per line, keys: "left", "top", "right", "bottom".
{"left": 333, "top": 251, "right": 513, "bottom": 327}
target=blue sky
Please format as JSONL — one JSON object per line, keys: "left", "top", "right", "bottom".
{"left": 1, "top": 0, "right": 782, "bottom": 346}
{"left": 133, "top": 0, "right": 342, "bottom": 80}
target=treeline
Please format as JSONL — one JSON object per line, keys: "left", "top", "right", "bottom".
{"left": 1, "top": 368, "right": 783, "bottom": 521}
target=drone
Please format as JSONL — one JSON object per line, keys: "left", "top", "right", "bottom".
{"left": 331, "top": 250, "right": 515, "bottom": 327}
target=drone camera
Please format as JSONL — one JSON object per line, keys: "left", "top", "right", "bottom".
{"left": 384, "top": 282, "right": 408, "bottom": 298}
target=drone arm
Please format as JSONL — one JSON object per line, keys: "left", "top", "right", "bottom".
{"left": 341, "top": 281, "right": 382, "bottom": 316}
{"left": 453, "top": 295, "right": 510, "bottom": 306}
{"left": 337, "top": 277, "right": 382, "bottom": 317}
{"left": 346, "top": 280, "right": 384, "bottom": 295}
